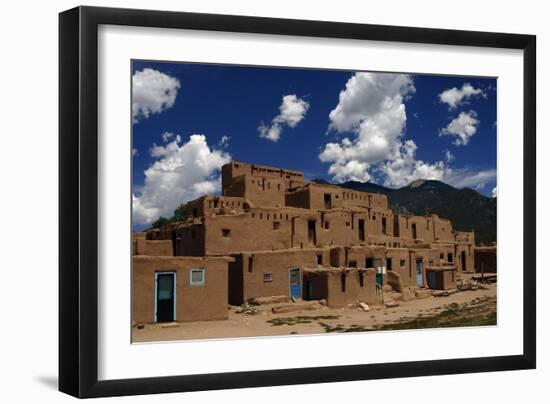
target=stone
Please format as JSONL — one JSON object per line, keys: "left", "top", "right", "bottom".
{"left": 457, "top": 279, "right": 472, "bottom": 291}
{"left": 432, "top": 290, "right": 448, "bottom": 297}
{"left": 249, "top": 295, "right": 290, "bottom": 305}
{"left": 359, "top": 302, "right": 370, "bottom": 311}
{"left": 136, "top": 323, "right": 144, "bottom": 329}
{"left": 160, "top": 322, "right": 179, "bottom": 329}
{"left": 402, "top": 287, "right": 416, "bottom": 301}
{"left": 382, "top": 285, "right": 393, "bottom": 293}
{"left": 415, "top": 289, "right": 432, "bottom": 299}
{"left": 271, "top": 302, "right": 321, "bottom": 314}
{"left": 319, "top": 299, "right": 327, "bottom": 306}
{"left": 447, "top": 288, "right": 458, "bottom": 295}
{"left": 384, "top": 299, "right": 400, "bottom": 308}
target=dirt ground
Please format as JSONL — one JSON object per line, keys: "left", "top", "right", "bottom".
{"left": 133, "top": 280, "right": 497, "bottom": 343}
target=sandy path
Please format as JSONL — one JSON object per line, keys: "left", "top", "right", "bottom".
{"left": 133, "top": 282, "right": 496, "bottom": 343}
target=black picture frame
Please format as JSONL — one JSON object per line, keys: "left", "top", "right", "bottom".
{"left": 59, "top": 5, "right": 536, "bottom": 398}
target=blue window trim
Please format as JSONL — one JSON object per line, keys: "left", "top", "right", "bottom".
{"left": 189, "top": 268, "right": 205, "bottom": 286}
{"left": 153, "top": 271, "right": 177, "bottom": 323}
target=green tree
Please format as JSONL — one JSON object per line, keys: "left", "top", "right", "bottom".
{"left": 151, "top": 216, "right": 169, "bottom": 229}
{"left": 170, "top": 203, "right": 189, "bottom": 223}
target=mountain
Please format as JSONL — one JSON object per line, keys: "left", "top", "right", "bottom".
{"left": 313, "top": 178, "right": 496, "bottom": 245}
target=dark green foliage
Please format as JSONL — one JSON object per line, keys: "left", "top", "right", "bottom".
{"left": 151, "top": 203, "right": 190, "bottom": 229}
{"left": 151, "top": 216, "right": 169, "bottom": 229}
{"left": 171, "top": 203, "right": 189, "bottom": 223}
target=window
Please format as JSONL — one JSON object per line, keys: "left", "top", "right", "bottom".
{"left": 387, "top": 258, "right": 393, "bottom": 271}
{"left": 263, "top": 273, "right": 273, "bottom": 283}
{"left": 273, "top": 221, "right": 281, "bottom": 230}
{"left": 316, "top": 254, "right": 323, "bottom": 265}
{"left": 222, "top": 229, "right": 231, "bottom": 237}
{"left": 349, "top": 260, "right": 357, "bottom": 268}
{"left": 341, "top": 273, "right": 346, "bottom": 292}
{"left": 400, "top": 260, "right": 406, "bottom": 267}
{"left": 365, "top": 257, "right": 374, "bottom": 268}
{"left": 447, "top": 253, "right": 453, "bottom": 262}
{"left": 190, "top": 268, "right": 205, "bottom": 285}
{"left": 359, "top": 272, "right": 365, "bottom": 287}
{"left": 324, "top": 221, "right": 330, "bottom": 229}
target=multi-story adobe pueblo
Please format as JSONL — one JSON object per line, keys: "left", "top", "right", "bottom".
{"left": 133, "top": 161, "right": 480, "bottom": 325}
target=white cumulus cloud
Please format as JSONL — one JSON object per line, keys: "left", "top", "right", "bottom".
{"left": 440, "top": 111, "right": 480, "bottom": 146}
{"left": 445, "top": 149, "right": 455, "bottom": 163}
{"left": 492, "top": 186, "right": 497, "bottom": 198}
{"left": 319, "top": 72, "right": 416, "bottom": 182}
{"left": 258, "top": 94, "right": 310, "bottom": 142}
{"left": 132, "top": 68, "right": 181, "bottom": 122}
{"left": 445, "top": 168, "right": 496, "bottom": 190}
{"left": 381, "top": 140, "right": 449, "bottom": 187}
{"left": 439, "top": 83, "right": 485, "bottom": 109}
{"left": 318, "top": 72, "right": 494, "bottom": 191}
{"left": 132, "top": 134, "right": 231, "bottom": 225}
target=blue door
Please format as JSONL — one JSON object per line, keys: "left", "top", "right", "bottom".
{"left": 415, "top": 260, "right": 424, "bottom": 287}
{"left": 289, "top": 267, "right": 302, "bottom": 299}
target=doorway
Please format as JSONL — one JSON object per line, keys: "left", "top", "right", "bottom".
{"left": 324, "top": 193, "right": 332, "bottom": 209}
{"left": 307, "top": 220, "right": 316, "bottom": 245}
{"left": 358, "top": 219, "right": 365, "bottom": 241}
{"left": 155, "top": 272, "right": 176, "bottom": 322}
{"left": 415, "top": 259, "right": 424, "bottom": 287}
{"left": 289, "top": 267, "right": 302, "bottom": 299}
{"left": 461, "top": 251, "right": 466, "bottom": 272}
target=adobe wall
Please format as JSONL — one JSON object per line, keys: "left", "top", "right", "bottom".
{"left": 229, "top": 248, "right": 330, "bottom": 304}
{"left": 455, "top": 243, "right": 475, "bottom": 272}
{"left": 132, "top": 256, "right": 232, "bottom": 324}
{"left": 222, "top": 161, "right": 304, "bottom": 187}
{"left": 365, "top": 208, "right": 394, "bottom": 237}
{"left": 341, "top": 189, "right": 388, "bottom": 210}
{"left": 408, "top": 247, "right": 440, "bottom": 288}
{"left": 426, "top": 267, "right": 457, "bottom": 290}
{"left": 204, "top": 209, "right": 296, "bottom": 254}
{"left": 134, "top": 239, "right": 174, "bottom": 257}
{"left": 394, "top": 215, "right": 431, "bottom": 241}
{"left": 385, "top": 248, "right": 413, "bottom": 286}
{"left": 324, "top": 268, "right": 379, "bottom": 307}
{"left": 455, "top": 230, "right": 475, "bottom": 244}
{"left": 474, "top": 247, "right": 497, "bottom": 273}
{"left": 432, "top": 216, "right": 454, "bottom": 242}
{"left": 346, "top": 245, "right": 387, "bottom": 269}
{"left": 224, "top": 174, "right": 287, "bottom": 208}
{"left": 174, "top": 223, "right": 206, "bottom": 256}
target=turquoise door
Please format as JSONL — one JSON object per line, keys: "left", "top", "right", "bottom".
{"left": 415, "top": 260, "right": 424, "bottom": 287}
{"left": 289, "top": 268, "right": 302, "bottom": 299}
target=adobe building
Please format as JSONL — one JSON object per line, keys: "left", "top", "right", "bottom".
{"left": 134, "top": 161, "right": 483, "bottom": 324}
{"left": 474, "top": 246, "right": 497, "bottom": 274}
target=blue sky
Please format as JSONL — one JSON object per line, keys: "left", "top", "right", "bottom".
{"left": 131, "top": 60, "right": 496, "bottom": 227}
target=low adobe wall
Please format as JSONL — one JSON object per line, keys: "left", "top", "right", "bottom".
{"left": 303, "top": 268, "right": 378, "bottom": 308}
{"left": 134, "top": 239, "right": 173, "bottom": 256}
{"left": 133, "top": 256, "right": 232, "bottom": 324}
